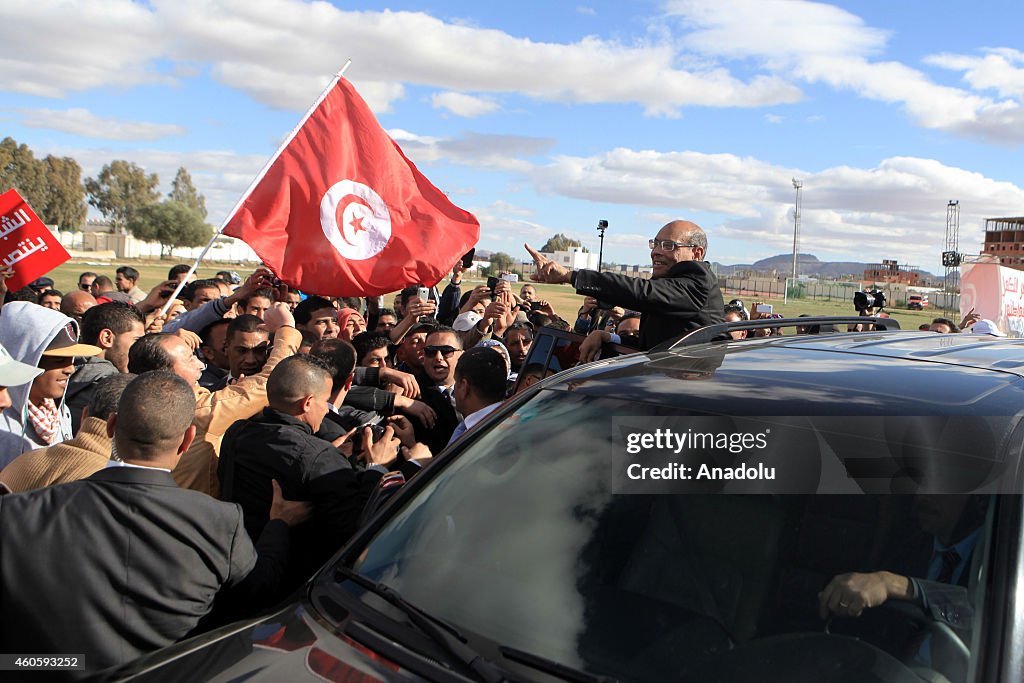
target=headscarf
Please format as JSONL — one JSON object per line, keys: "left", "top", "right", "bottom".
{"left": 337, "top": 308, "right": 366, "bottom": 342}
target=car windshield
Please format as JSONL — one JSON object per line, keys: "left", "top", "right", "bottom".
{"left": 346, "top": 390, "right": 1007, "bottom": 683}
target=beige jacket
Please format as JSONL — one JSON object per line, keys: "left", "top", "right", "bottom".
{"left": 0, "top": 416, "right": 112, "bottom": 493}
{"left": 172, "top": 326, "right": 301, "bottom": 497}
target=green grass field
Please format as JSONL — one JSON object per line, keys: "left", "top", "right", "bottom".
{"left": 45, "top": 260, "right": 943, "bottom": 330}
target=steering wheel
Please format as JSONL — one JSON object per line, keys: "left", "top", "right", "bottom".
{"left": 879, "top": 600, "right": 969, "bottom": 681}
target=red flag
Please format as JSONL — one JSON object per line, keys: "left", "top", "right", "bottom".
{"left": 223, "top": 78, "right": 479, "bottom": 296}
{"left": 0, "top": 189, "right": 71, "bottom": 291}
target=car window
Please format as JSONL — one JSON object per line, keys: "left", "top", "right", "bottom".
{"left": 346, "top": 390, "right": 1005, "bottom": 683}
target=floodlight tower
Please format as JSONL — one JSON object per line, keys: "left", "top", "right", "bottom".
{"left": 791, "top": 179, "right": 803, "bottom": 280}
{"left": 943, "top": 200, "right": 960, "bottom": 316}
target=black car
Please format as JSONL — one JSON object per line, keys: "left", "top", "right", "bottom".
{"left": 104, "top": 319, "right": 1024, "bottom": 682}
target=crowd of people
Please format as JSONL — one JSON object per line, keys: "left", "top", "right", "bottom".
{"left": 0, "top": 218, "right": 1004, "bottom": 675}
{"left": 0, "top": 232, "right": 645, "bottom": 674}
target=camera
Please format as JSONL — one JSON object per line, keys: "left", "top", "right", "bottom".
{"left": 349, "top": 419, "right": 388, "bottom": 458}
{"left": 598, "top": 220, "right": 609, "bottom": 229}
{"left": 853, "top": 290, "right": 886, "bottom": 312}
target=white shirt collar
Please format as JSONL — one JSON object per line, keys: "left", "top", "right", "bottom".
{"left": 105, "top": 460, "right": 172, "bottom": 473}
{"left": 463, "top": 401, "right": 502, "bottom": 432}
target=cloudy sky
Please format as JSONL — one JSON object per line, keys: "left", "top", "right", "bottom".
{"left": 2, "top": 0, "right": 1023, "bottom": 269}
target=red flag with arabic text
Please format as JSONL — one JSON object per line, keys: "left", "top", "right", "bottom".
{"left": 223, "top": 78, "right": 479, "bottom": 296}
{"left": 0, "top": 189, "right": 70, "bottom": 291}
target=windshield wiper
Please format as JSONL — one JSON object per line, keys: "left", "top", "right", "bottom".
{"left": 499, "top": 645, "right": 617, "bottom": 683}
{"left": 334, "top": 566, "right": 505, "bottom": 683}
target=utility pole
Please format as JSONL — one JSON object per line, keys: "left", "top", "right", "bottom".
{"left": 791, "top": 179, "right": 803, "bottom": 281}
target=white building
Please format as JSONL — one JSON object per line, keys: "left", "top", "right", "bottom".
{"left": 547, "top": 246, "right": 599, "bottom": 270}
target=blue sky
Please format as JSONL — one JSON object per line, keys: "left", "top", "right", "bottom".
{"left": 2, "top": 0, "right": 1023, "bottom": 270}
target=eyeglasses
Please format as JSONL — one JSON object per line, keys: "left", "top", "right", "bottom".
{"left": 79, "top": 283, "right": 92, "bottom": 291}
{"left": 649, "top": 239, "right": 698, "bottom": 251}
{"left": 424, "top": 345, "right": 459, "bottom": 358}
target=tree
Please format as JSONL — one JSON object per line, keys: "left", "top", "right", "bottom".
{"left": 41, "top": 156, "right": 86, "bottom": 230}
{"left": 127, "top": 201, "right": 212, "bottom": 258}
{"left": 0, "top": 137, "right": 48, "bottom": 211}
{"left": 541, "top": 233, "right": 587, "bottom": 253}
{"left": 485, "top": 251, "right": 517, "bottom": 276}
{"left": 168, "top": 166, "right": 207, "bottom": 220}
{"left": 84, "top": 160, "right": 160, "bottom": 232}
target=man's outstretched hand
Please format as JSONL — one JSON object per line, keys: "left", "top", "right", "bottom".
{"left": 525, "top": 244, "right": 573, "bottom": 285}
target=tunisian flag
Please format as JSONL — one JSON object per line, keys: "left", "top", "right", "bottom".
{"left": 223, "top": 77, "right": 479, "bottom": 296}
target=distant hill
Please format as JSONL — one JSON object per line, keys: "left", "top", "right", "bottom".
{"left": 715, "top": 253, "right": 936, "bottom": 280}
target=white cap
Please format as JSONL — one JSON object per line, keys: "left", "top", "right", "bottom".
{"left": 972, "top": 319, "right": 1007, "bottom": 337}
{"left": 0, "top": 343, "right": 42, "bottom": 387}
{"left": 452, "top": 311, "right": 483, "bottom": 332}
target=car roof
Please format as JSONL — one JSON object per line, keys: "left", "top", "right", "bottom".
{"left": 541, "top": 331, "right": 1024, "bottom": 416}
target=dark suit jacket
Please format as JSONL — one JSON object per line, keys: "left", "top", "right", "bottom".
{"left": 414, "top": 382, "right": 460, "bottom": 454}
{"left": 573, "top": 260, "right": 725, "bottom": 349}
{"left": 0, "top": 467, "right": 289, "bottom": 675}
{"left": 219, "top": 409, "right": 383, "bottom": 586}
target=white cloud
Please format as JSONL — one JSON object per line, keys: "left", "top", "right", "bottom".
{"left": 577, "top": 6, "right": 597, "bottom": 17}
{"left": 668, "top": 0, "right": 888, "bottom": 62}
{"left": 395, "top": 131, "right": 556, "bottom": 173}
{"left": 19, "top": 108, "right": 186, "bottom": 141}
{"left": 0, "top": 0, "right": 801, "bottom": 116}
{"left": 527, "top": 147, "right": 1024, "bottom": 263}
{"left": 431, "top": 91, "right": 499, "bottom": 117}
{"left": 0, "top": 0, "right": 168, "bottom": 96}
{"left": 925, "top": 48, "right": 1024, "bottom": 99}
{"left": 667, "top": 0, "right": 1024, "bottom": 144}
{"left": 765, "top": 113, "right": 783, "bottom": 124}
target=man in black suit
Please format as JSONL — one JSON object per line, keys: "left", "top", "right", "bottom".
{"left": 525, "top": 219, "right": 725, "bottom": 356}
{"left": 414, "top": 326, "right": 464, "bottom": 453}
{"left": 818, "top": 494, "right": 986, "bottom": 634}
{"left": 219, "top": 354, "right": 409, "bottom": 588}
{"left": 0, "top": 371, "right": 309, "bottom": 676}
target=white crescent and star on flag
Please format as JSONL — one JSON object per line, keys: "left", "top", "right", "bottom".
{"left": 320, "top": 180, "right": 392, "bottom": 260}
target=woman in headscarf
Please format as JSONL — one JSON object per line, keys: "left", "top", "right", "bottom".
{"left": 337, "top": 308, "right": 367, "bottom": 342}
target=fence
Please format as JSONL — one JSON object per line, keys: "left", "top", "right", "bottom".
{"left": 720, "top": 277, "right": 960, "bottom": 311}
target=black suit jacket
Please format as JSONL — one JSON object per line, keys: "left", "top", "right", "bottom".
{"left": 573, "top": 260, "right": 725, "bottom": 349}
{"left": 414, "top": 383, "right": 460, "bottom": 454}
{"left": 0, "top": 467, "right": 289, "bottom": 675}
{"left": 219, "top": 409, "right": 383, "bottom": 586}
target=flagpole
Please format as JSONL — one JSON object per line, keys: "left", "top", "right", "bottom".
{"left": 159, "top": 60, "right": 353, "bottom": 315}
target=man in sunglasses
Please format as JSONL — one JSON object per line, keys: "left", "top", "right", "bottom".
{"left": 525, "top": 219, "right": 723, "bottom": 354}
{"left": 413, "top": 327, "right": 464, "bottom": 453}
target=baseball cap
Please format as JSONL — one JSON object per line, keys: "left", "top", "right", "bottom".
{"left": 40, "top": 323, "right": 103, "bottom": 358}
{"left": 0, "top": 343, "right": 42, "bottom": 386}
{"left": 453, "top": 311, "right": 483, "bottom": 332}
{"left": 972, "top": 319, "right": 1007, "bottom": 337}
{"left": 28, "top": 277, "right": 55, "bottom": 291}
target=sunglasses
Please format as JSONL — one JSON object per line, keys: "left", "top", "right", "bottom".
{"left": 424, "top": 345, "right": 459, "bottom": 357}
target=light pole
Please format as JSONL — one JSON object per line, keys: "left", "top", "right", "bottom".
{"left": 597, "top": 219, "right": 608, "bottom": 272}
{"left": 791, "top": 179, "right": 803, "bottom": 281}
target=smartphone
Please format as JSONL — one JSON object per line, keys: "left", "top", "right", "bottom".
{"left": 416, "top": 286, "right": 430, "bottom": 301}
{"left": 530, "top": 301, "right": 544, "bottom": 311}
{"left": 486, "top": 276, "right": 499, "bottom": 293}
{"left": 461, "top": 248, "right": 476, "bottom": 269}
{"left": 755, "top": 304, "right": 773, "bottom": 314}
{"left": 501, "top": 273, "right": 518, "bottom": 283}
